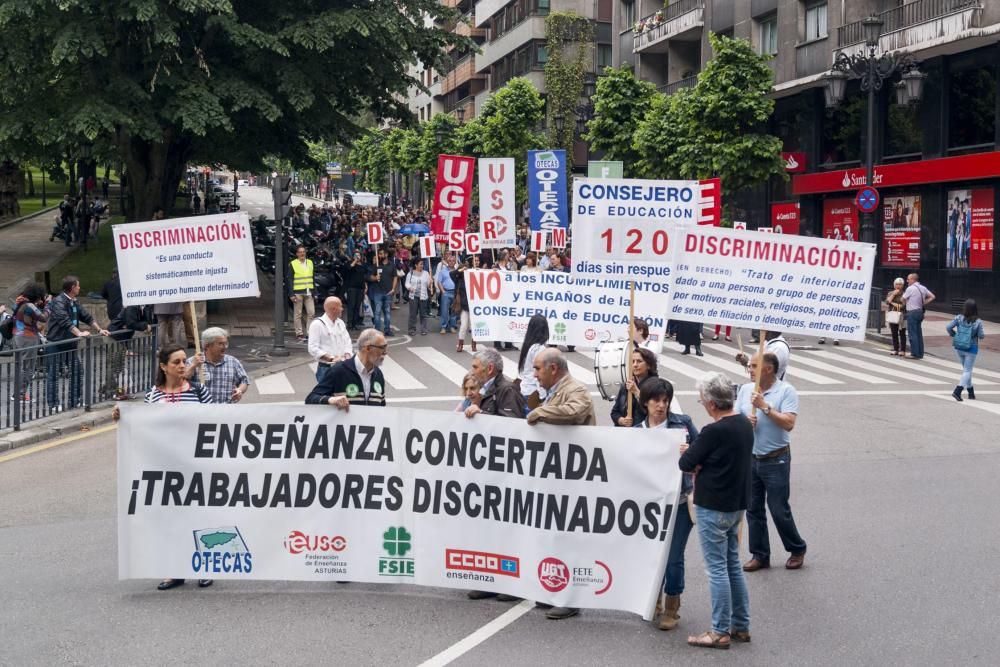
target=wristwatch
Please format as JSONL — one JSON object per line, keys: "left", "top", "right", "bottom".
{"left": 763, "top": 405, "right": 772, "bottom": 416}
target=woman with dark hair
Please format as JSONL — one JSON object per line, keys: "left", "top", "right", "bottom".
{"left": 452, "top": 258, "right": 476, "bottom": 353}
{"left": 520, "top": 252, "right": 541, "bottom": 273}
{"left": 10, "top": 282, "right": 49, "bottom": 401}
{"left": 612, "top": 347, "right": 658, "bottom": 427}
{"left": 112, "top": 344, "right": 213, "bottom": 590}
{"left": 892, "top": 199, "right": 907, "bottom": 228}
{"left": 632, "top": 317, "right": 657, "bottom": 351}
{"left": 518, "top": 314, "right": 549, "bottom": 409}
{"left": 946, "top": 299, "right": 985, "bottom": 401}
{"left": 634, "top": 377, "right": 698, "bottom": 631}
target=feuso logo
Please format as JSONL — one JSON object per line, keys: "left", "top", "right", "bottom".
{"left": 284, "top": 530, "right": 347, "bottom": 555}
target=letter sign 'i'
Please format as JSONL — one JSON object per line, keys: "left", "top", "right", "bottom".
{"left": 420, "top": 235, "right": 436, "bottom": 258}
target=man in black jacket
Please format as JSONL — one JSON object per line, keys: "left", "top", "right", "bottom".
{"left": 305, "top": 328, "right": 386, "bottom": 409}
{"left": 463, "top": 348, "right": 525, "bottom": 419}
{"left": 45, "top": 275, "right": 109, "bottom": 411}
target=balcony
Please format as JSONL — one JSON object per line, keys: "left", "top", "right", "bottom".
{"left": 657, "top": 75, "right": 697, "bottom": 95}
{"left": 454, "top": 13, "right": 487, "bottom": 39}
{"left": 633, "top": 0, "right": 704, "bottom": 54}
{"left": 836, "top": 0, "right": 983, "bottom": 52}
{"left": 440, "top": 56, "right": 487, "bottom": 96}
{"left": 445, "top": 96, "right": 476, "bottom": 121}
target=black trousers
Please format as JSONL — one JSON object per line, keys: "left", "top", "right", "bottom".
{"left": 346, "top": 287, "right": 364, "bottom": 327}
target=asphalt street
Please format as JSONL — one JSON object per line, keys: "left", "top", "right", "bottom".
{"left": 2, "top": 317, "right": 1000, "bottom": 665}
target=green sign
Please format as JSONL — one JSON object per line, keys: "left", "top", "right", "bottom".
{"left": 587, "top": 161, "right": 624, "bottom": 178}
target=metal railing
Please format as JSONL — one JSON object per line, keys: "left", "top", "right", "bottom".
{"left": 838, "top": 0, "right": 981, "bottom": 47}
{"left": 658, "top": 76, "right": 698, "bottom": 95}
{"left": 637, "top": 0, "right": 704, "bottom": 26}
{"left": 0, "top": 329, "right": 158, "bottom": 431}
{"left": 868, "top": 286, "right": 886, "bottom": 333}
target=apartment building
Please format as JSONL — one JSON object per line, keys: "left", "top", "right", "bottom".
{"left": 613, "top": 0, "right": 1000, "bottom": 313}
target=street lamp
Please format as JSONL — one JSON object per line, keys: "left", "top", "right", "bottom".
{"left": 456, "top": 106, "right": 465, "bottom": 124}
{"left": 824, "top": 15, "right": 925, "bottom": 246}
{"left": 80, "top": 140, "right": 93, "bottom": 224}
{"left": 553, "top": 113, "right": 564, "bottom": 134}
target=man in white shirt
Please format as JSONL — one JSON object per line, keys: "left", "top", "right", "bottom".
{"left": 308, "top": 297, "right": 353, "bottom": 382}
{"left": 736, "top": 331, "right": 790, "bottom": 381}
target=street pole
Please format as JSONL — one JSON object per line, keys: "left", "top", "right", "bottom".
{"left": 862, "top": 58, "right": 877, "bottom": 246}
{"left": 271, "top": 178, "right": 289, "bottom": 357}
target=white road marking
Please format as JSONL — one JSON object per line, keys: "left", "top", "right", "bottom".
{"left": 925, "top": 392, "right": 1000, "bottom": 415}
{"left": 253, "top": 372, "right": 295, "bottom": 395}
{"left": 838, "top": 347, "right": 997, "bottom": 385}
{"left": 908, "top": 352, "right": 1000, "bottom": 381}
{"left": 801, "top": 350, "right": 940, "bottom": 385}
{"left": 701, "top": 343, "right": 843, "bottom": 385}
{"left": 410, "top": 347, "right": 471, "bottom": 386}
{"left": 380, "top": 354, "right": 427, "bottom": 390}
{"left": 416, "top": 599, "right": 535, "bottom": 667}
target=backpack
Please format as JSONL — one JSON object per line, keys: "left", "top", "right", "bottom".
{"left": 952, "top": 318, "right": 976, "bottom": 352}
{"left": 0, "top": 304, "right": 19, "bottom": 340}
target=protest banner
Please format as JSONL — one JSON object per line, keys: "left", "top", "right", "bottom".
{"left": 419, "top": 235, "right": 437, "bottom": 258}
{"left": 463, "top": 268, "right": 671, "bottom": 347}
{"left": 665, "top": 226, "right": 876, "bottom": 341}
{"left": 479, "top": 158, "right": 516, "bottom": 250}
{"left": 431, "top": 155, "right": 474, "bottom": 241}
{"left": 118, "top": 404, "right": 683, "bottom": 619}
{"left": 527, "top": 150, "right": 568, "bottom": 232}
{"left": 113, "top": 212, "right": 259, "bottom": 307}
{"left": 367, "top": 222, "right": 384, "bottom": 246}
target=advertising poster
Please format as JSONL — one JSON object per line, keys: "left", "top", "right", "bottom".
{"left": 822, "top": 198, "right": 858, "bottom": 242}
{"left": 770, "top": 202, "right": 801, "bottom": 235}
{"left": 527, "top": 150, "right": 568, "bottom": 232}
{"left": 882, "top": 195, "right": 922, "bottom": 266}
{"left": 118, "top": 404, "right": 683, "bottom": 620}
{"left": 946, "top": 188, "right": 994, "bottom": 270}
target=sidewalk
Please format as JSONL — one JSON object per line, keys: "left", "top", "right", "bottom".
{"left": 0, "top": 207, "right": 65, "bottom": 302}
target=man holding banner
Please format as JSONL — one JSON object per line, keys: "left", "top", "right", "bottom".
{"left": 305, "top": 328, "right": 388, "bottom": 409}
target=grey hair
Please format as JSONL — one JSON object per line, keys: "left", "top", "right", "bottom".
{"left": 537, "top": 347, "right": 568, "bottom": 374}
{"left": 201, "top": 327, "right": 229, "bottom": 346}
{"left": 357, "top": 328, "right": 381, "bottom": 350}
{"left": 893, "top": 277, "right": 905, "bottom": 285}
{"left": 696, "top": 371, "right": 735, "bottom": 411}
{"left": 474, "top": 348, "right": 504, "bottom": 375}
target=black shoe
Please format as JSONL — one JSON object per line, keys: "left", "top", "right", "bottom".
{"left": 546, "top": 606, "right": 580, "bottom": 620}
{"left": 534, "top": 602, "right": 553, "bottom": 610}
{"left": 967, "top": 386, "right": 976, "bottom": 400}
{"left": 681, "top": 348, "right": 691, "bottom": 355}
{"left": 953, "top": 385, "right": 963, "bottom": 401}
{"left": 695, "top": 348, "right": 704, "bottom": 357}
{"left": 496, "top": 594, "right": 522, "bottom": 602}
{"left": 467, "top": 590, "right": 498, "bottom": 600}
{"left": 157, "top": 578, "right": 185, "bottom": 590}
{"left": 197, "top": 579, "right": 214, "bottom": 588}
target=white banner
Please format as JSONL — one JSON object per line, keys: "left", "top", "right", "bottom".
{"left": 113, "top": 212, "right": 259, "bottom": 307}
{"left": 464, "top": 269, "right": 668, "bottom": 348}
{"left": 666, "top": 226, "right": 876, "bottom": 341}
{"left": 118, "top": 404, "right": 682, "bottom": 619}
{"left": 479, "top": 158, "right": 516, "bottom": 250}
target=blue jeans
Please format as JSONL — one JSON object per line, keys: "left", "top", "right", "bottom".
{"left": 439, "top": 289, "right": 458, "bottom": 330}
{"left": 694, "top": 505, "right": 750, "bottom": 635}
{"left": 748, "top": 454, "right": 807, "bottom": 561}
{"left": 370, "top": 292, "right": 393, "bottom": 335}
{"left": 663, "top": 499, "right": 695, "bottom": 595}
{"left": 955, "top": 349, "right": 977, "bottom": 388}
{"left": 906, "top": 309, "right": 925, "bottom": 358}
{"left": 45, "top": 340, "right": 82, "bottom": 409}
{"left": 315, "top": 364, "right": 330, "bottom": 384}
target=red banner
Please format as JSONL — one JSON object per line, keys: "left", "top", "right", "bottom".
{"left": 782, "top": 152, "right": 807, "bottom": 173}
{"left": 431, "top": 155, "right": 475, "bottom": 241}
{"left": 792, "top": 151, "right": 1000, "bottom": 195}
{"left": 948, "top": 187, "right": 995, "bottom": 270}
{"left": 970, "top": 188, "right": 995, "bottom": 270}
{"left": 882, "top": 195, "right": 922, "bottom": 267}
{"left": 822, "top": 198, "right": 858, "bottom": 242}
{"left": 770, "top": 202, "right": 801, "bottom": 235}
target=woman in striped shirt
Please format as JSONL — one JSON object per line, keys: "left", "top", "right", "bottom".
{"left": 113, "top": 343, "right": 213, "bottom": 590}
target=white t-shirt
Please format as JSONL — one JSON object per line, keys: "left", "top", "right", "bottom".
{"left": 766, "top": 336, "right": 790, "bottom": 381}
{"left": 518, "top": 343, "right": 547, "bottom": 400}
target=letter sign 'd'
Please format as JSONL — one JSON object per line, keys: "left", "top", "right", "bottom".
{"left": 367, "top": 222, "right": 384, "bottom": 246}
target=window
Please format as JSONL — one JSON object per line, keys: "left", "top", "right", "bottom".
{"left": 948, "top": 64, "right": 997, "bottom": 150}
{"left": 804, "top": 2, "right": 827, "bottom": 41}
{"left": 759, "top": 15, "right": 777, "bottom": 56}
{"left": 597, "top": 44, "right": 612, "bottom": 69}
{"left": 623, "top": 0, "right": 636, "bottom": 30}
{"left": 535, "top": 43, "right": 548, "bottom": 66}
{"left": 536, "top": 0, "right": 550, "bottom": 15}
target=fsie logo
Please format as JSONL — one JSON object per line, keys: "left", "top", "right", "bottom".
{"left": 191, "top": 526, "right": 252, "bottom": 574}
{"left": 284, "top": 530, "right": 347, "bottom": 555}
{"left": 446, "top": 549, "right": 520, "bottom": 577}
{"left": 378, "top": 526, "right": 414, "bottom": 577}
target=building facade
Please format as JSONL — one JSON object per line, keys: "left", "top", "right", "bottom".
{"left": 614, "top": 0, "right": 1000, "bottom": 315}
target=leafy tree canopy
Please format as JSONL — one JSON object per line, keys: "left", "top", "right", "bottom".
{"left": 585, "top": 66, "right": 656, "bottom": 175}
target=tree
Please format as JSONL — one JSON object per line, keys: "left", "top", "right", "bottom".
{"left": 473, "top": 77, "right": 545, "bottom": 204}
{"left": 419, "top": 114, "right": 461, "bottom": 176}
{"left": 544, "top": 12, "right": 594, "bottom": 168}
{"left": 0, "top": 0, "right": 468, "bottom": 220}
{"left": 635, "top": 33, "right": 785, "bottom": 217}
{"left": 585, "top": 66, "right": 657, "bottom": 174}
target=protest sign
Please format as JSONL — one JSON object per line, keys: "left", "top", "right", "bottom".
{"left": 479, "top": 158, "right": 516, "bottom": 250}
{"left": 665, "top": 226, "right": 876, "bottom": 341}
{"left": 118, "top": 404, "right": 682, "bottom": 619}
{"left": 527, "top": 150, "right": 568, "bottom": 232}
{"left": 113, "top": 212, "right": 259, "bottom": 307}
{"left": 431, "top": 155, "right": 474, "bottom": 241}
{"left": 367, "top": 222, "right": 384, "bottom": 246}
{"left": 531, "top": 231, "right": 546, "bottom": 253}
{"left": 448, "top": 231, "right": 465, "bottom": 252}
{"left": 464, "top": 268, "right": 670, "bottom": 347}
{"left": 419, "top": 235, "right": 436, "bottom": 258}
{"left": 465, "top": 233, "right": 481, "bottom": 255}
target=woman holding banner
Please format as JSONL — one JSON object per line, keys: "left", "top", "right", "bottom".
{"left": 634, "top": 377, "right": 699, "bottom": 631}
{"left": 611, "top": 348, "right": 658, "bottom": 427}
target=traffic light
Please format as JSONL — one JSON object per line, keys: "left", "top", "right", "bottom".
{"left": 273, "top": 175, "right": 292, "bottom": 220}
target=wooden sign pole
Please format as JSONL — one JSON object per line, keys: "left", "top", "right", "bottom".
{"left": 626, "top": 280, "right": 636, "bottom": 422}
{"left": 750, "top": 329, "right": 767, "bottom": 417}
{"left": 188, "top": 300, "right": 205, "bottom": 384}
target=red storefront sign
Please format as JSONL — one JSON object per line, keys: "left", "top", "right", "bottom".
{"left": 969, "top": 188, "right": 995, "bottom": 270}
{"left": 948, "top": 187, "right": 996, "bottom": 270}
{"left": 782, "top": 152, "right": 807, "bottom": 173}
{"left": 882, "top": 195, "right": 922, "bottom": 267}
{"left": 822, "top": 198, "right": 858, "bottom": 242}
{"left": 792, "top": 151, "right": 1000, "bottom": 195}
{"left": 770, "top": 202, "right": 801, "bottom": 235}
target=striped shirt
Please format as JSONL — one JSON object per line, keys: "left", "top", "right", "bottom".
{"left": 144, "top": 382, "right": 212, "bottom": 404}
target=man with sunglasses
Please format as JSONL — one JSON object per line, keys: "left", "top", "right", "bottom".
{"left": 306, "top": 328, "right": 388, "bottom": 409}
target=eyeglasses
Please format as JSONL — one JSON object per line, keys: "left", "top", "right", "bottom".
{"left": 365, "top": 344, "right": 388, "bottom": 351}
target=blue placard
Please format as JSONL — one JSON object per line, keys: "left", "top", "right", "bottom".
{"left": 527, "top": 150, "right": 568, "bottom": 232}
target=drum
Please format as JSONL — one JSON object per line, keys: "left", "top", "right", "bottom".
{"left": 593, "top": 340, "right": 630, "bottom": 401}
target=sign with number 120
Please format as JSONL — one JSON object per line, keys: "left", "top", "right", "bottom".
{"left": 597, "top": 222, "right": 670, "bottom": 260}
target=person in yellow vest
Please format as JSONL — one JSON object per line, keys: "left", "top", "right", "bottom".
{"left": 290, "top": 245, "right": 315, "bottom": 342}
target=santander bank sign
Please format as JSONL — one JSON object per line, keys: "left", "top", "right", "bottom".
{"left": 841, "top": 170, "right": 884, "bottom": 188}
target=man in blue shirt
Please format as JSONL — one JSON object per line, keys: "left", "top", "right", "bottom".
{"left": 736, "top": 352, "right": 808, "bottom": 572}
{"left": 434, "top": 254, "right": 459, "bottom": 334}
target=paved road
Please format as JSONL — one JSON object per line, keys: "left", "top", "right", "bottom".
{"left": 3, "top": 322, "right": 1000, "bottom": 665}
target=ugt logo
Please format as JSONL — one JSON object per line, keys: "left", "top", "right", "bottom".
{"left": 538, "top": 556, "right": 569, "bottom": 592}
{"left": 378, "top": 526, "right": 414, "bottom": 577}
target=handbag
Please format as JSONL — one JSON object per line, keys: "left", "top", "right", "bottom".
{"left": 886, "top": 310, "right": 902, "bottom": 325}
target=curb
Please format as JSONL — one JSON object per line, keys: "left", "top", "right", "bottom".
{"left": 0, "top": 205, "right": 59, "bottom": 231}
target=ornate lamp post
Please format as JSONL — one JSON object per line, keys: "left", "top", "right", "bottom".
{"left": 824, "top": 14, "right": 925, "bottom": 246}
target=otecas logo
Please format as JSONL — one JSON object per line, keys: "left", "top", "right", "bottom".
{"left": 284, "top": 530, "right": 347, "bottom": 555}
{"left": 538, "top": 557, "right": 569, "bottom": 592}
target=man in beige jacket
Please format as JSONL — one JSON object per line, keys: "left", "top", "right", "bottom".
{"left": 526, "top": 348, "right": 596, "bottom": 620}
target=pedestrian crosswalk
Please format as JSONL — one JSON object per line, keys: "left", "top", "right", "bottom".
{"left": 250, "top": 339, "right": 997, "bottom": 400}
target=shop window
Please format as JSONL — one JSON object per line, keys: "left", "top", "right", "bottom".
{"left": 821, "top": 85, "right": 863, "bottom": 165}
{"left": 758, "top": 15, "right": 777, "bottom": 56}
{"left": 804, "top": 2, "right": 827, "bottom": 41}
{"left": 948, "top": 65, "right": 997, "bottom": 151}
{"left": 885, "top": 94, "right": 922, "bottom": 159}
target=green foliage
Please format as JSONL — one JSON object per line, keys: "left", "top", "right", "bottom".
{"left": 585, "top": 66, "right": 656, "bottom": 175}
{"left": 544, "top": 11, "right": 594, "bottom": 168}
{"left": 474, "top": 77, "right": 545, "bottom": 203}
{"left": 419, "top": 114, "right": 461, "bottom": 173}
{"left": 634, "top": 33, "right": 786, "bottom": 217}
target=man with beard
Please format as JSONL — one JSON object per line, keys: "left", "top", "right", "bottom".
{"left": 306, "top": 328, "right": 387, "bottom": 409}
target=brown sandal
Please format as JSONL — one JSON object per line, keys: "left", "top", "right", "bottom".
{"left": 731, "top": 630, "right": 751, "bottom": 643}
{"left": 687, "top": 630, "right": 730, "bottom": 650}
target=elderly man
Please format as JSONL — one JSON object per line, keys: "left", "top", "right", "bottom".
{"left": 186, "top": 327, "right": 250, "bottom": 404}
{"left": 526, "top": 348, "right": 595, "bottom": 620}
{"left": 464, "top": 349, "right": 525, "bottom": 419}
{"left": 737, "top": 352, "right": 807, "bottom": 572}
{"left": 308, "top": 296, "right": 353, "bottom": 383}
{"left": 306, "top": 328, "right": 387, "bottom": 409}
